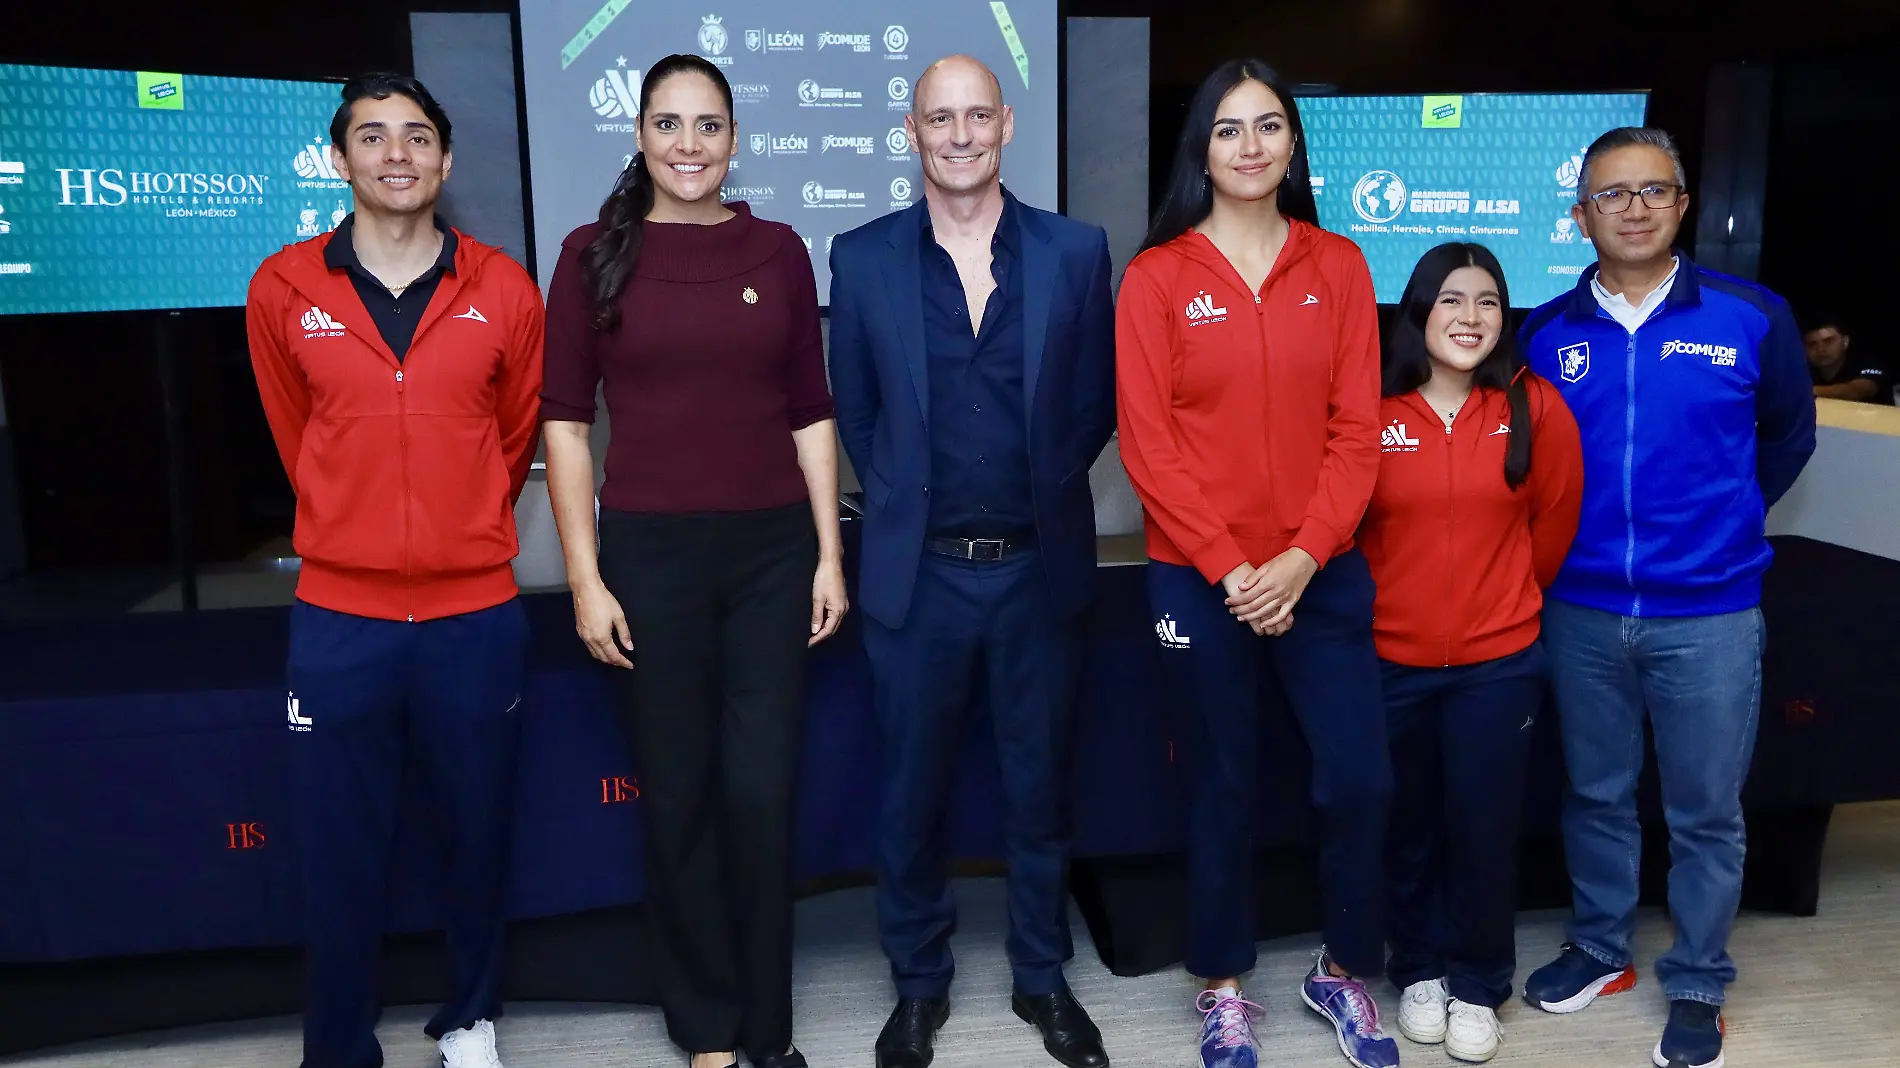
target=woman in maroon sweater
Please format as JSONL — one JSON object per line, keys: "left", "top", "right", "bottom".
{"left": 540, "top": 54, "right": 843, "bottom": 1068}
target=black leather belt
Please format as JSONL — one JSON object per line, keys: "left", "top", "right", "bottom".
{"left": 925, "top": 533, "right": 1037, "bottom": 562}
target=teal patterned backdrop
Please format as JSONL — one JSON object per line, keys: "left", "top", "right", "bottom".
{"left": 1299, "top": 93, "right": 1650, "bottom": 306}
{"left": 0, "top": 64, "right": 351, "bottom": 315}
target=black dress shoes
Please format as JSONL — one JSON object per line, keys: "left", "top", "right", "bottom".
{"left": 751, "top": 1048, "right": 808, "bottom": 1068}
{"left": 874, "top": 996, "right": 951, "bottom": 1068}
{"left": 1012, "top": 988, "right": 1110, "bottom": 1068}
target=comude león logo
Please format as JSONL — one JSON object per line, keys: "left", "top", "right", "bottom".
{"left": 1183, "top": 290, "right": 1227, "bottom": 325}
{"left": 823, "top": 134, "right": 875, "bottom": 155}
{"left": 1661, "top": 339, "right": 1739, "bottom": 366}
{"left": 818, "top": 30, "right": 873, "bottom": 52}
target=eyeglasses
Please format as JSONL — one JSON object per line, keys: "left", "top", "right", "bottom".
{"left": 1584, "top": 183, "right": 1684, "bottom": 214}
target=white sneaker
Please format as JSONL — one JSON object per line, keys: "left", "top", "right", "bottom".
{"left": 1446, "top": 1000, "right": 1502, "bottom": 1063}
{"left": 1397, "top": 978, "right": 1448, "bottom": 1044}
{"left": 439, "top": 1019, "right": 503, "bottom": 1068}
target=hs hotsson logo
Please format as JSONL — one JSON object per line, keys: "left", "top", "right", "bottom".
{"left": 1381, "top": 420, "right": 1421, "bottom": 452}
{"left": 1661, "top": 339, "right": 1739, "bottom": 366}
{"left": 751, "top": 133, "right": 809, "bottom": 156}
{"left": 1156, "top": 614, "right": 1191, "bottom": 649}
{"left": 1184, "top": 291, "right": 1227, "bottom": 325}
{"left": 802, "top": 181, "right": 866, "bottom": 208}
{"left": 721, "top": 184, "right": 777, "bottom": 203}
{"left": 301, "top": 306, "right": 346, "bottom": 338}
{"left": 798, "top": 79, "right": 863, "bottom": 107}
{"left": 745, "top": 27, "right": 804, "bottom": 52}
{"left": 823, "top": 134, "right": 876, "bottom": 155}
{"left": 819, "top": 30, "right": 873, "bottom": 52}
{"left": 57, "top": 167, "right": 269, "bottom": 206}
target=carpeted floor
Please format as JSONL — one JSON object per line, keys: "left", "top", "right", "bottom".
{"left": 7, "top": 802, "right": 1896, "bottom": 1067}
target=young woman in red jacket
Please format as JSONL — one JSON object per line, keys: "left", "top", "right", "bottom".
{"left": 1116, "top": 58, "right": 1396, "bottom": 1068}
{"left": 1358, "top": 243, "right": 1583, "bottom": 1062}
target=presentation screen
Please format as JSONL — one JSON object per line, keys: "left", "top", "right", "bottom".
{"left": 0, "top": 64, "right": 352, "bottom": 316}
{"left": 519, "top": 0, "right": 1059, "bottom": 304}
{"left": 1299, "top": 92, "right": 1651, "bottom": 307}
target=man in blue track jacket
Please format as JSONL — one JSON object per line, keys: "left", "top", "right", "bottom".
{"left": 1516, "top": 127, "right": 1815, "bottom": 1068}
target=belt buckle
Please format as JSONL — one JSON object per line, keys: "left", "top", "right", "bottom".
{"left": 969, "top": 538, "right": 1005, "bottom": 562}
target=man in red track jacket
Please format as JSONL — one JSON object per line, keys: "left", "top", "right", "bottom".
{"left": 246, "top": 73, "right": 542, "bottom": 1068}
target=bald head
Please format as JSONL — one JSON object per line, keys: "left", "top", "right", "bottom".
{"left": 913, "top": 55, "right": 1002, "bottom": 116}
{"left": 904, "top": 54, "right": 1013, "bottom": 198}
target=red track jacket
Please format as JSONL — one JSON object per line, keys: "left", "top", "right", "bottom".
{"left": 246, "top": 229, "right": 544, "bottom": 622}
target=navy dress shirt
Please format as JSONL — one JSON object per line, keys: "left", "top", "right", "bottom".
{"left": 921, "top": 194, "right": 1032, "bottom": 538}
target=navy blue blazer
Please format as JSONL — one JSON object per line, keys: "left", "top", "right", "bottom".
{"left": 829, "top": 198, "right": 1116, "bottom": 629}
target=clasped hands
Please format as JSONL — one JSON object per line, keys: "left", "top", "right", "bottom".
{"left": 1221, "top": 547, "right": 1319, "bottom": 637}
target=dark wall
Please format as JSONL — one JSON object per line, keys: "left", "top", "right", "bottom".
{"left": 1759, "top": 40, "right": 1900, "bottom": 365}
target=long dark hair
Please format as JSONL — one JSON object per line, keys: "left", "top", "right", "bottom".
{"left": 1383, "top": 242, "right": 1533, "bottom": 489}
{"left": 1141, "top": 58, "right": 1318, "bottom": 253}
{"left": 585, "top": 54, "right": 733, "bottom": 331}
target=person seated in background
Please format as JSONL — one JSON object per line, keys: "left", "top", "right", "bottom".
{"left": 1804, "top": 311, "right": 1891, "bottom": 404}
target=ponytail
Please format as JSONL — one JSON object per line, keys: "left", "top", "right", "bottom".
{"left": 1503, "top": 370, "right": 1533, "bottom": 490}
{"left": 584, "top": 153, "right": 654, "bottom": 332}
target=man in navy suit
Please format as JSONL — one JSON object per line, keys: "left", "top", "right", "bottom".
{"left": 829, "top": 54, "right": 1117, "bottom": 1068}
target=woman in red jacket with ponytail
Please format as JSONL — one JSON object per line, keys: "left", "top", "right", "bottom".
{"left": 1116, "top": 57, "right": 1396, "bottom": 1068}
{"left": 1358, "top": 243, "right": 1583, "bottom": 1063}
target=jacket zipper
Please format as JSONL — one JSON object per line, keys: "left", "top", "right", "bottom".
{"left": 396, "top": 366, "right": 414, "bottom": 622}
{"left": 1622, "top": 331, "right": 1640, "bottom": 618}
{"left": 1443, "top": 411, "right": 1456, "bottom": 667}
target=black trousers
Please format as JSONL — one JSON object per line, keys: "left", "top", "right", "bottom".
{"left": 597, "top": 504, "right": 817, "bottom": 1059}
{"left": 1382, "top": 643, "right": 1548, "bottom": 1008}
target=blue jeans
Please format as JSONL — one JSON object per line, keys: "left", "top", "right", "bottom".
{"left": 1542, "top": 600, "right": 1764, "bottom": 1005}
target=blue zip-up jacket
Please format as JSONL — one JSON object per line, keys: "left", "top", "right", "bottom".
{"left": 1519, "top": 252, "right": 1816, "bottom": 618}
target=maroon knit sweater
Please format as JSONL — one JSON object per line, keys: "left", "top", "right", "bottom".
{"left": 541, "top": 203, "right": 834, "bottom": 513}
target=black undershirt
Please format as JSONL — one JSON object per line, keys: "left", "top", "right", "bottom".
{"left": 323, "top": 212, "right": 458, "bottom": 361}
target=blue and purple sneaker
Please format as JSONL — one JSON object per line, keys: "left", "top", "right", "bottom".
{"left": 1300, "top": 951, "right": 1400, "bottom": 1068}
{"left": 1195, "top": 988, "right": 1264, "bottom": 1068}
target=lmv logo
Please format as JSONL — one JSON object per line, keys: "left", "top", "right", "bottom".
{"left": 1558, "top": 342, "right": 1590, "bottom": 382}
{"left": 1661, "top": 339, "right": 1739, "bottom": 366}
